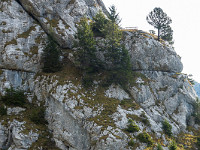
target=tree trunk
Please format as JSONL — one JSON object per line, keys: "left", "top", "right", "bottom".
{"left": 158, "top": 28, "right": 160, "bottom": 41}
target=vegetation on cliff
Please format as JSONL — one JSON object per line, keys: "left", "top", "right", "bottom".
{"left": 74, "top": 9, "right": 132, "bottom": 88}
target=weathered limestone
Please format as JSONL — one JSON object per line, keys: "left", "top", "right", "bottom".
{"left": 0, "top": 0, "right": 198, "bottom": 149}
{"left": 124, "top": 31, "right": 183, "bottom": 73}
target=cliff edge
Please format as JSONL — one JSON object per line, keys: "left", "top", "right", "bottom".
{"left": 0, "top": 0, "right": 199, "bottom": 149}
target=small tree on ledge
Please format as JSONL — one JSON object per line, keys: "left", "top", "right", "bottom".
{"left": 146, "top": 7, "right": 172, "bottom": 41}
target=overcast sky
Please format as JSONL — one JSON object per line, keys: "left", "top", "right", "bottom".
{"left": 103, "top": 0, "right": 200, "bottom": 82}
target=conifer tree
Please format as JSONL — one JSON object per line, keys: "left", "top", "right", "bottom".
{"left": 108, "top": 5, "right": 121, "bottom": 25}
{"left": 42, "top": 36, "right": 62, "bottom": 73}
{"left": 160, "top": 25, "right": 173, "bottom": 44}
{"left": 92, "top": 11, "right": 108, "bottom": 37}
{"left": 146, "top": 7, "right": 172, "bottom": 41}
{"left": 103, "top": 21, "right": 132, "bottom": 87}
{"left": 75, "top": 17, "right": 99, "bottom": 72}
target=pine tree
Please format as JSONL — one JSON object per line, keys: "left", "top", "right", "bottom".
{"left": 92, "top": 11, "right": 108, "bottom": 37}
{"left": 108, "top": 5, "right": 121, "bottom": 25}
{"left": 103, "top": 21, "right": 132, "bottom": 87}
{"left": 160, "top": 25, "right": 173, "bottom": 43}
{"left": 42, "top": 36, "right": 62, "bottom": 73}
{"left": 75, "top": 17, "right": 99, "bottom": 73}
{"left": 146, "top": 7, "right": 172, "bottom": 41}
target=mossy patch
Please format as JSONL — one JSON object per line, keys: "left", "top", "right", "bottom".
{"left": 1, "top": 21, "right": 7, "bottom": 25}
{"left": 177, "top": 132, "right": 199, "bottom": 150}
{"left": 65, "top": 24, "right": 70, "bottom": 29}
{"left": 158, "top": 86, "right": 168, "bottom": 91}
{"left": 87, "top": 94, "right": 120, "bottom": 130}
{"left": 127, "top": 113, "right": 150, "bottom": 126}
{"left": 99, "top": 135, "right": 109, "bottom": 141}
{"left": 35, "top": 33, "right": 45, "bottom": 44}
{"left": 46, "top": 18, "right": 59, "bottom": 28}
{"left": 4, "top": 39, "right": 17, "bottom": 48}
{"left": 18, "top": 26, "right": 36, "bottom": 39}
{"left": 30, "top": 46, "right": 38, "bottom": 57}
{"left": 68, "top": 0, "right": 76, "bottom": 5}
{"left": 0, "top": 69, "right": 3, "bottom": 75}
{"left": 120, "top": 99, "right": 140, "bottom": 110}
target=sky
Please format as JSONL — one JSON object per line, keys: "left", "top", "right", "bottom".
{"left": 103, "top": 0, "right": 200, "bottom": 82}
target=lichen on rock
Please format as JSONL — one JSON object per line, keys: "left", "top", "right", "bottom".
{"left": 0, "top": 0, "right": 199, "bottom": 149}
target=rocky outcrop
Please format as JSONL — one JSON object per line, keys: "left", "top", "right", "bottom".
{"left": 46, "top": 96, "right": 91, "bottom": 150}
{"left": 17, "top": 0, "right": 108, "bottom": 48}
{"left": 0, "top": 67, "right": 197, "bottom": 149}
{"left": 0, "top": 0, "right": 199, "bottom": 149}
{"left": 0, "top": 0, "right": 46, "bottom": 72}
{"left": 129, "top": 71, "right": 196, "bottom": 131}
{"left": 0, "top": 121, "right": 39, "bottom": 150}
{"left": 124, "top": 31, "right": 183, "bottom": 73}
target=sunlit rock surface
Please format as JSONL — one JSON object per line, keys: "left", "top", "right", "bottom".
{"left": 0, "top": 0, "right": 198, "bottom": 149}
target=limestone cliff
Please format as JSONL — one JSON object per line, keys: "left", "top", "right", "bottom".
{"left": 0, "top": 0, "right": 199, "bottom": 150}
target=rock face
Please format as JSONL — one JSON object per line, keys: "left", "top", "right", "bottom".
{"left": 194, "top": 81, "right": 200, "bottom": 98}
{"left": 129, "top": 71, "right": 196, "bottom": 132}
{"left": 17, "top": 0, "right": 108, "bottom": 48}
{"left": 0, "top": 0, "right": 46, "bottom": 72}
{"left": 0, "top": 0, "right": 199, "bottom": 150}
{"left": 124, "top": 31, "right": 183, "bottom": 73}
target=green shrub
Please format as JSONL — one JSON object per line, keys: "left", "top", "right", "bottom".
{"left": 168, "top": 140, "right": 177, "bottom": 150}
{"left": 126, "top": 119, "right": 140, "bottom": 133}
{"left": 0, "top": 105, "right": 7, "bottom": 116}
{"left": 162, "top": 119, "right": 172, "bottom": 137}
{"left": 140, "top": 112, "right": 150, "bottom": 126}
{"left": 157, "top": 143, "right": 164, "bottom": 150}
{"left": 30, "top": 107, "right": 47, "bottom": 125}
{"left": 42, "top": 36, "right": 62, "bottom": 73}
{"left": 197, "top": 137, "right": 200, "bottom": 148}
{"left": 92, "top": 11, "right": 108, "bottom": 37}
{"left": 82, "top": 74, "right": 94, "bottom": 88}
{"left": 128, "top": 138, "right": 135, "bottom": 146}
{"left": 137, "top": 132, "right": 153, "bottom": 147}
{"left": 1, "top": 88, "right": 26, "bottom": 107}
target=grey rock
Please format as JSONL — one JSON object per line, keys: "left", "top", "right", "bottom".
{"left": 129, "top": 71, "right": 196, "bottom": 132}
{"left": 0, "top": 0, "right": 46, "bottom": 72}
{"left": 194, "top": 81, "right": 200, "bottom": 98}
{"left": 0, "top": 0, "right": 198, "bottom": 149}
{"left": 105, "top": 84, "right": 130, "bottom": 101}
{"left": 0, "top": 120, "right": 39, "bottom": 150}
{"left": 7, "top": 107, "right": 26, "bottom": 115}
{"left": 0, "top": 124, "right": 7, "bottom": 148}
{"left": 17, "top": 0, "right": 107, "bottom": 48}
{"left": 123, "top": 31, "right": 183, "bottom": 73}
{"left": 46, "top": 96, "right": 91, "bottom": 150}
